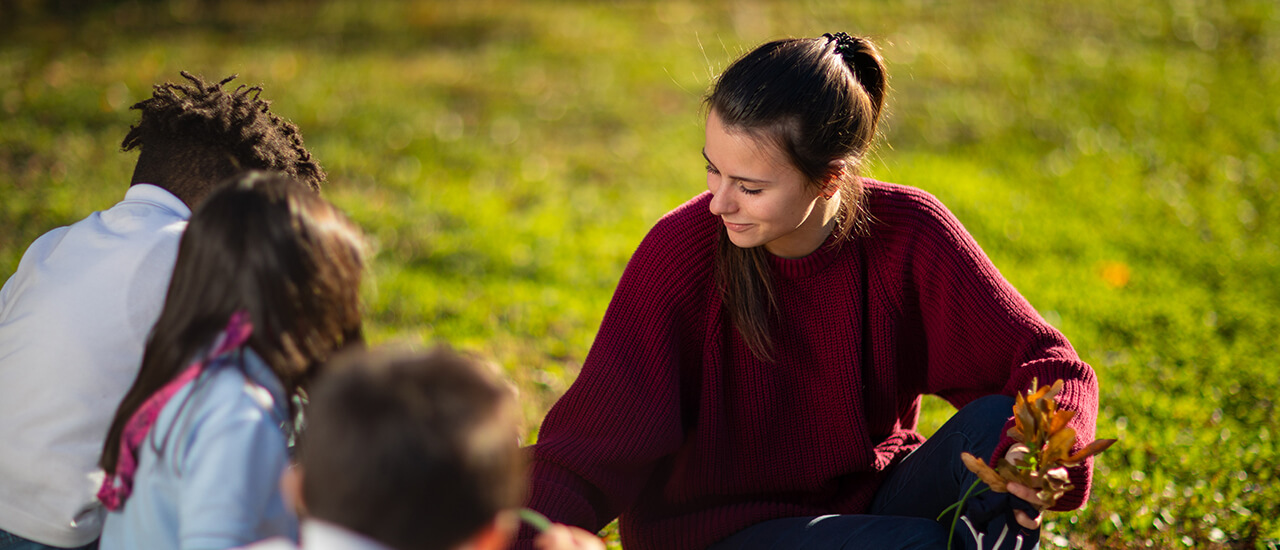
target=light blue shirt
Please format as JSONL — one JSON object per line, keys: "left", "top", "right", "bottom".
{"left": 99, "top": 348, "right": 298, "bottom": 550}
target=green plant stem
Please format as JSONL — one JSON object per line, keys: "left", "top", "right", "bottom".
{"left": 519, "top": 507, "right": 553, "bottom": 533}
{"left": 941, "top": 479, "right": 989, "bottom": 550}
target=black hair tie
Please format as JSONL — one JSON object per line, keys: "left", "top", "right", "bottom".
{"left": 822, "top": 32, "right": 858, "bottom": 63}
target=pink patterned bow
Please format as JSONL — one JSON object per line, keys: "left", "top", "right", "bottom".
{"left": 97, "top": 311, "right": 254, "bottom": 511}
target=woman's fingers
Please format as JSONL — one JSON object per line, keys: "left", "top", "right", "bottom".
{"left": 535, "top": 524, "right": 606, "bottom": 550}
{"left": 1005, "top": 482, "right": 1047, "bottom": 508}
{"left": 1014, "top": 509, "right": 1042, "bottom": 530}
{"left": 1005, "top": 482, "right": 1044, "bottom": 530}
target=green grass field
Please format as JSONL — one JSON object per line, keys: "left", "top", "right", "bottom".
{"left": 2, "top": 1, "right": 1277, "bottom": 548}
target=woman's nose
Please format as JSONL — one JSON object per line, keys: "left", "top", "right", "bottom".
{"left": 708, "top": 179, "right": 734, "bottom": 216}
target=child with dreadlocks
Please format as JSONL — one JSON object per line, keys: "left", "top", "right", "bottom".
{"left": 0, "top": 72, "right": 325, "bottom": 550}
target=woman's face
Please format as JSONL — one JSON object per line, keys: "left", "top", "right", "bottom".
{"left": 704, "top": 110, "right": 834, "bottom": 259}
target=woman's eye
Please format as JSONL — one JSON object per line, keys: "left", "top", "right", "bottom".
{"left": 705, "top": 164, "right": 719, "bottom": 175}
{"left": 739, "top": 184, "right": 762, "bottom": 195}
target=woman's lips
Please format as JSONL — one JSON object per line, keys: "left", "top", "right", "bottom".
{"left": 723, "top": 219, "right": 751, "bottom": 232}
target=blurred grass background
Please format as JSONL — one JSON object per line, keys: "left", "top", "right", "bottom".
{"left": 2, "top": 0, "right": 1277, "bottom": 548}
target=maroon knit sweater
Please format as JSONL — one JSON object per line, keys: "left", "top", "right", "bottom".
{"left": 524, "top": 180, "right": 1100, "bottom": 550}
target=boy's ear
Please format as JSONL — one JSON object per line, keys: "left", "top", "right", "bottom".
{"left": 460, "top": 511, "right": 517, "bottom": 550}
{"left": 281, "top": 464, "right": 307, "bottom": 517}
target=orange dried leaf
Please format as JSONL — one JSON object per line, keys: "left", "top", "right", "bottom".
{"left": 1049, "top": 409, "right": 1076, "bottom": 435}
{"left": 961, "top": 452, "right": 1008, "bottom": 492}
{"left": 1027, "top": 384, "right": 1050, "bottom": 403}
{"left": 1015, "top": 400, "right": 1037, "bottom": 439}
{"left": 1043, "top": 379, "right": 1064, "bottom": 401}
{"left": 1007, "top": 426, "right": 1024, "bottom": 442}
{"left": 996, "top": 460, "right": 1030, "bottom": 489}
{"left": 1026, "top": 378, "right": 1060, "bottom": 402}
{"left": 1035, "top": 397, "right": 1054, "bottom": 424}
{"left": 1063, "top": 438, "right": 1118, "bottom": 466}
{"left": 1043, "top": 426, "right": 1076, "bottom": 464}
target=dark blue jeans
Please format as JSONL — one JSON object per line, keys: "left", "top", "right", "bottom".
{"left": 710, "top": 395, "right": 1034, "bottom": 550}
{"left": 0, "top": 528, "right": 96, "bottom": 550}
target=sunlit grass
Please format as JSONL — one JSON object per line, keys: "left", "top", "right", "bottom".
{"left": 3, "top": 1, "right": 1278, "bottom": 547}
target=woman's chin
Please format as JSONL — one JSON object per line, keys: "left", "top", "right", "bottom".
{"left": 726, "top": 233, "right": 761, "bottom": 250}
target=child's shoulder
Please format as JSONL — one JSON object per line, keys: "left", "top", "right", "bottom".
{"left": 184, "top": 350, "right": 289, "bottom": 427}
{"left": 163, "top": 351, "right": 292, "bottom": 469}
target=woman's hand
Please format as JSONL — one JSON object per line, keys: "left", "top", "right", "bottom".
{"left": 1002, "top": 444, "right": 1059, "bottom": 530}
{"left": 534, "top": 524, "right": 606, "bottom": 550}
{"left": 1004, "top": 482, "right": 1045, "bottom": 529}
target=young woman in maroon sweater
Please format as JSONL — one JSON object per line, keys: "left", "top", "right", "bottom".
{"left": 523, "top": 33, "right": 1099, "bottom": 550}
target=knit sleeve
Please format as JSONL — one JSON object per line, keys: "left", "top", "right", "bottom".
{"left": 523, "top": 195, "right": 716, "bottom": 535}
{"left": 898, "top": 188, "right": 1099, "bottom": 512}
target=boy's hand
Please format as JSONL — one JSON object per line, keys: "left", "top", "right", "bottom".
{"left": 533, "top": 524, "right": 605, "bottom": 550}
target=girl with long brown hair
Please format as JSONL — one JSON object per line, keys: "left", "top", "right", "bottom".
{"left": 522, "top": 33, "right": 1100, "bottom": 550}
{"left": 95, "top": 171, "right": 365, "bottom": 550}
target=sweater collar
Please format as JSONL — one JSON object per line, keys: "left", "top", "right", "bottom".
{"left": 766, "top": 231, "right": 844, "bottom": 279}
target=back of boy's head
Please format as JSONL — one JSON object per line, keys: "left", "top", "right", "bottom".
{"left": 124, "top": 71, "right": 325, "bottom": 207}
{"left": 301, "top": 347, "right": 523, "bottom": 550}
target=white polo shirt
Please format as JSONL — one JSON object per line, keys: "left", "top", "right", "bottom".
{"left": 240, "top": 520, "right": 395, "bottom": 550}
{"left": 0, "top": 184, "right": 189, "bottom": 547}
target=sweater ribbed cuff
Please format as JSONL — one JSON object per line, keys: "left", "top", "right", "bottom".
{"left": 995, "top": 358, "right": 1099, "bottom": 511}
{"left": 521, "top": 461, "right": 607, "bottom": 539}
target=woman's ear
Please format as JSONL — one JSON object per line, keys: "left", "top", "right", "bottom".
{"left": 281, "top": 464, "right": 307, "bottom": 518}
{"left": 822, "top": 159, "right": 847, "bottom": 199}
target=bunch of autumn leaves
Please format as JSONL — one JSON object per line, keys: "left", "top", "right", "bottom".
{"left": 961, "top": 379, "right": 1117, "bottom": 508}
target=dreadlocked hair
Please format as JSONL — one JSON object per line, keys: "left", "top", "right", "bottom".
{"left": 123, "top": 71, "right": 326, "bottom": 205}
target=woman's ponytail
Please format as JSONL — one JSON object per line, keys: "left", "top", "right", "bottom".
{"left": 824, "top": 32, "right": 888, "bottom": 146}
{"left": 849, "top": 37, "right": 887, "bottom": 126}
